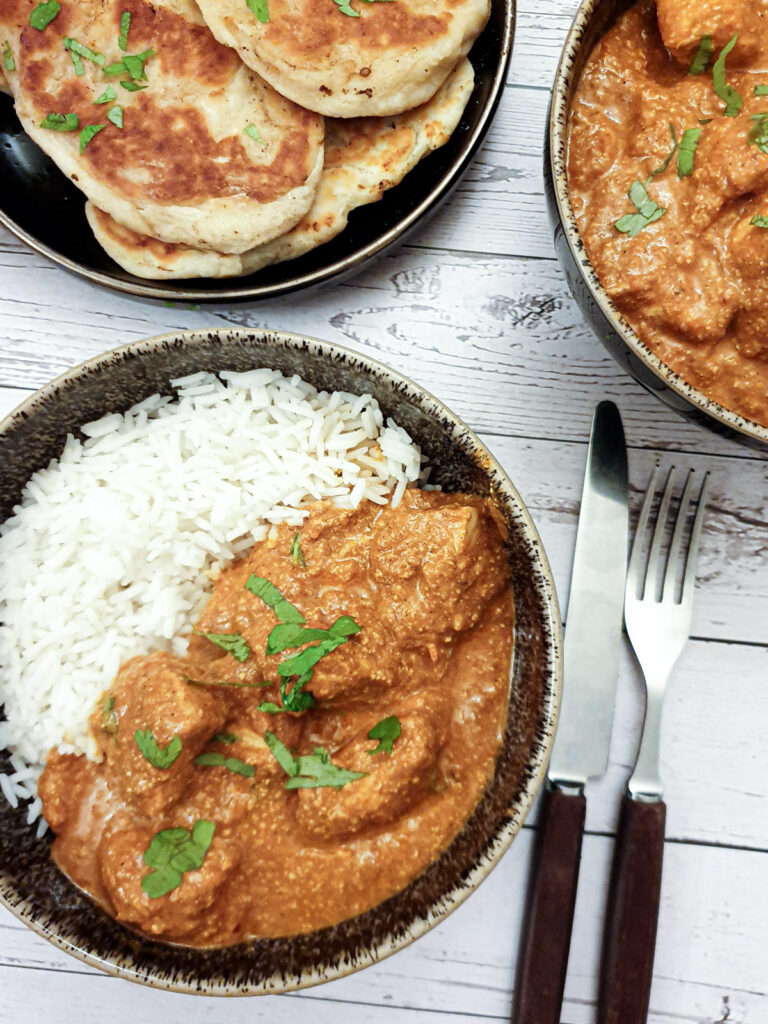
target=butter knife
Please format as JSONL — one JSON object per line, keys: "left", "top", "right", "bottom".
{"left": 512, "top": 401, "right": 629, "bottom": 1024}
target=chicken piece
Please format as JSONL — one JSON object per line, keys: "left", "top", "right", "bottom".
{"left": 93, "top": 651, "right": 228, "bottom": 817}
{"left": 369, "top": 497, "right": 509, "bottom": 645}
{"left": 98, "top": 819, "right": 241, "bottom": 943}
{"left": 657, "top": 0, "right": 766, "bottom": 66}
{"left": 296, "top": 691, "right": 449, "bottom": 840}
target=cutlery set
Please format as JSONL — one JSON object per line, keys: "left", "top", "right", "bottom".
{"left": 513, "top": 402, "right": 710, "bottom": 1024}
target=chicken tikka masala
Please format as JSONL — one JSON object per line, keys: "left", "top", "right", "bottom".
{"left": 38, "top": 490, "right": 514, "bottom": 946}
{"left": 569, "top": 0, "right": 768, "bottom": 427}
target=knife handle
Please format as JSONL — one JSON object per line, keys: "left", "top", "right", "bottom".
{"left": 597, "top": 794, "right": 666, "bottom": 1024}
{"left": 511, "top": 785, "right": 586, "bottom": 1024}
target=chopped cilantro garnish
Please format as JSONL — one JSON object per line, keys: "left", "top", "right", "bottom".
{"left": 246, "top": 0, "right": 270, "bottom": 22}
{"left": 367, "top": 715, "right": 401, "bottom": 756}
{"left": 756, "top": 85, "right": 768, "bottom": 97}
{"left": 712, "top": 34, "right": 742, "bottom": 117}
{"left": 118, "top": 11, "right": 131, "bottom": 51}
{"left": 277, "top": 635, "right": 347, "bottom": 678}
{"left": 259, "top": 673, "right": 317, "bottom": 714}
{"left": 290, "top": 532, "right": 306, "bottom": 567}
{"left": 79, "top": 123, "right": 104, "bottom": 152}
{"left": 211, "top": 732, "right": 238, "bottom": 744}
{"left": 29, "top": 0, "right": 60, "bottom": 30}
{"left": 135, "top": 727, "right": 182, "bottom": 769}
{"left": 122, "top": 48, "right": 155, "bottom": 80}
{"left": 244, "top": 123, "right": 264, "bottom": 144}
{"left": 194, "top": 751, "right": 255, "bottom": 777}
{"left": 120, "top": 79, "right": 147, "bottom": 91}
{"left": 677, "top": 127, "right": 701, "bottom": 177}
{"left": 264, "top": 731, "right": 367, "bottom": 789}
{"left": 332, "top": 0, "right": 359, "bottom": 15}
{"left": 40, "top": 112, "right": 79, "bottom": 131}
{"left": 615, "top": 180, "right": 665, "bottom": 238}
{"left": 750, "top": 214, "right": 768, "bottom": 228}
{"left": 101, "top": 694, "right": 118, "bottom": 735}
{"left": 2, "top": 41, "right": 14, "bottom": 71}
{"left": 266, "top": 616, "right": 360, "bottom": 656}
{"left": 141, "top": 821, "right": 214, "bottom": 899}
{"left": 94, "top": 85, "right": 116, "bottom": 104}
{"left": 194, "top": 628, "right": 251, "bottom": 662}
{"left": 748, "top": 114, "right": 768, "bottom": 154}
{"left": 70, "top": 51, "right": 84, "bottom": 76}
{"left": 648, "top": 122, "right": 678, "bottom": 179}
{"left": 245, "top": 574, "right": 306, "bottom": 624}
{"left": 688, "top": 35, "right": 712, "bottom": 75}
{"left": 107, "top": 105, "right": 123, "bottom": 128}
{"left": 63, "top": 37, "right": 106, "bottom": 66}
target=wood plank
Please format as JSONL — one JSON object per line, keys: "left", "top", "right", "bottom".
{"left": 0, "top": 243, "right": 763, "bottom": 461}
{"left": 0, "top": 832, "right": 764, "bottom": 1022}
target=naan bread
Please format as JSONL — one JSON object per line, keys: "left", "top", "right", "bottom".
{"left": 194, "top": 0, "right": 488, "bottom": 117}
{"left": 85, "top": 57, "right": 474, "bottom": 279}
{"left": 0, "top": 0, "right": 324, "bottom": 252}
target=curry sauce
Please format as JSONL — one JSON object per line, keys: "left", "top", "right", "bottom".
{"left": 569, "top": 0, "right": 768, "bottom": 427}
{"left": 38, "top": 490, "right": 513, "bottom": 946}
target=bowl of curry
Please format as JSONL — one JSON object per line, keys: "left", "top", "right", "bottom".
{"left": 547, "top": 0, "right": 768, "bottom": 449}
{"left": 0, "top": 328, "right": 561, "bottom": 994}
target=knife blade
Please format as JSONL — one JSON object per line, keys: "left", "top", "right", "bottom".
{"left": 511, "top": 401, "right": 628, "bottom": 1024}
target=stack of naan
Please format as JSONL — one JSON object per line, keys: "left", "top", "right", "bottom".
{"left": 0, "top": 0, "right": 487, "bottom": 279}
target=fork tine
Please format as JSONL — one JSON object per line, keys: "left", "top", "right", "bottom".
{"left": 628, "top": 464, "right": 661, "bottom": 600}
{"left": 680, "top": 471, "right": 710, "bottom": 607}
{"left": 644, "top": 466, "right": 677, "bottom": 600}
{"left": 662, "top": 469, "right": 695, "bottom": 604}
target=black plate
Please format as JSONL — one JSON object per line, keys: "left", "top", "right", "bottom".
{"left": 0, "top": 1, "right": 514, "bottom": 303}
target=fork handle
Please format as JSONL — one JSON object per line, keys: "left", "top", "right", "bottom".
{"left": 598, "top": 794, "right": 666, "bottom": 1024}
{"left": 511, "top": 785, "right": 586, "bottom": 1024}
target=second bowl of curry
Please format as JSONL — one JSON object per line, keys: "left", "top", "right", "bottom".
{"left": 547, "top": 0, "right": 768, "bottom": 451}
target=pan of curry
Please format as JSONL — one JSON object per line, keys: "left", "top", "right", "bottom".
{"left": 547, "top": 0, "right": 768, "bottom": 450}
{"left": 0, "top": 328, "right": 561, "bottom": 993}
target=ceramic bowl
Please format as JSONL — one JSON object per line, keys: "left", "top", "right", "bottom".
{"left": 545, "top": 0, "right": 768, "bottom": 452}
{"left": 0, "top": 328, "right": 561, "bottom": 995}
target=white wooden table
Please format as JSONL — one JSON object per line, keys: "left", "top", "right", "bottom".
{"left": 1, "top": 1, "right": 766, "bottom": 1021}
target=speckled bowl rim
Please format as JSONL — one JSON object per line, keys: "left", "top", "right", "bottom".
{"left": 549, "top": 0, "right": 768, "bottom": 447}
{"left": 0, "top": 328, "right": 562, "bottom": 996}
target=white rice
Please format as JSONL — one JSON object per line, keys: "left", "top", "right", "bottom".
{"left": 0, "top": 369, "right": 426, "bottom": 825}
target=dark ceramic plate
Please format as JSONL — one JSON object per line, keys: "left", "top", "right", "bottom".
{"left": 0, "top": 0, "right": 514, "bottom": 303}
{"left": 0, "top": 329, "right": 561, "bottom": 995}
{"left": 545, "top": 0, "right": 768, "bottom": 451}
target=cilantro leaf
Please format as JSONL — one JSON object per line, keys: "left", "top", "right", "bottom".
{"left": 264, "top": 731, "right": 367, "bottom": 789}
{"left": 244, "top": 123, "right": 264, "bottom": 144}
{"left": 245, "top": 574, "right": 306, "bottom": 624}
{"left": 63, "top": 37, "right": 106, "bottom": 66}
{"left": 135, "top": 727, "right": 182, "bottom": 769}
{"left": 29, "top": 0, "right": 60, "bottom": 30}
{"left": 119, "top": 79, "right": 147, "bottom": 91}
{"left": 70, "top": 52, "right": 84, "bottom": 75}
{"left": 246, "top": 0, "right": 270, "bottom": 22}
{"left": 94, "top": 85, "right": 116, "bottom": 104}
{"left": 328, "top": 615, "right": 361, "bottom": 639}
{"left": 211, "top": 732, "right": 238, "bottom": 744}
{"left": 118, "top": 11, "right": 131, "bottom": 51}
{"left": 142, "top": 820, "right": 214, "bottom": 899}
{"left": 259, "top": 674, "right": 317, "bottom": 714}
{"left": 367, "top": 715, "right": 401, "bottom": 756}
{"left": 183, "top": 674, "right": 272, "bottom": 689}
{"left": 748, "top": 113, "right": 768, "bottom": 155}
{"left": 750, "top": 214, "right": 768, "bottom": 228}
{"left": 615, "top": 179, "right": 665, "bottom": 238}
{"left": 332, "top": 0, "right": 359, "bottom": 14}
{"left": 688, "top": 35, "right": 712, "bottom": 75}
{"left": 756, "top": 85, "right": 768, "bottom": 97}
{"left": 677, "top": 127, "right": 701, "bottom": 177}
{"left": 2, "top": 41, "right": 14, "bottom": 72}
{"left": 290, "top": 532, "right": 306, "bottom": 566}
{"left": 194, "top": 751, "right": 255, "bottom": 777}
{"left": 277, "top": 635, "right": 347, "bottom": 678}
{"left": 266, "top": 623, "right": 333, "bottom": 655}
{"left": 122, "top": 49, "right": 155, "bottom": 80}
{"left": 194, "top": 629, "right": 250, "bottom": 662}
{"left": 40, "top": 112, "right": 79, "bottom": 132}
{"left": 712, "top": 34, "right": 742, "bottom": 117}
{"left": 647, "top": 123, "right": 677, "bottom": 179}
{"left": 79, "top": 123, "right": 105, "bottom": 153}
{"left": 107, "top": 105, "right": 123, "bottom": 128}
{"left": 101, "top": 694, "right": 118, "bottom": 735}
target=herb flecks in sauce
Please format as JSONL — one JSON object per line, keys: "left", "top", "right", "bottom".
{"left": 688, "top": 35, "right": 713, "bottom": 76}
{"left": 194, "top": 752, "right": 255, "bottom": 778}
{"left": 748, "top": 114, "right": 768, "bottom": 155}
{"left": 712, "top": 34, "right": 742, "bottom": 118}
{"left": 367, "top": 715, "right": 401, "bottom": 755}
{"left": 615, "top": 179, "right": 665, "bottom": 238}
{"left": 264, "top": 731, "right": 367, "bottom": 789}
{"left": 101, "top": 695, "right": 118, "bottom": 735}
{"left": 141, "top": 821, "right": 215, "bottom": 899}
{"left": 194, "top": 629, "right": 251, "bottom": 662}
{"left": 677, "top": 128, "right": 701, "bottom": 177}
{"left": 290, "top": 532, "right": 306, "bottom": 567}
{"left": 245, "top": 574, "right": 306, "bottom": 624}
{"left": 750, "top": 214, "right": 768, "bottom": 228}
{"left": 135, "top": 728, "right": 182, "bottom": 769}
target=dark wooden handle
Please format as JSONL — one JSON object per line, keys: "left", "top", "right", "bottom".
{"left": 511, "top": 785, "right": 586, "bottom": 1024}
{"left": 597, "top": 794, "right": 667, "bottom": 1024}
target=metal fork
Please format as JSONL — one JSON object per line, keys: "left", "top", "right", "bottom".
{"left": 597, "top": 465, "right": 710, "bottom": 1024}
